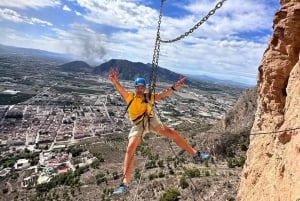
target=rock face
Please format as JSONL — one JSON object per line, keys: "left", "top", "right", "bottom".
{"left": 237, "top": 1, "right": 300, "bottom": 201}
{"left": 212, "top": 87, "right": 257, "bottom": 135}
{"left": 206, "top": 87, "right": 257, "bottom": 157}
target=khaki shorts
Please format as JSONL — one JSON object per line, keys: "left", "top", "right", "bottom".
{"left": 128, "top": 115, "right": 162, "bottom": 139}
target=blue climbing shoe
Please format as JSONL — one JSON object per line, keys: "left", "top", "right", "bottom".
{"left": 112, "top": 183, "right": 129, "bottom": 197}
{"left": 193, "top": 151, "right": 210, "bottom": 162}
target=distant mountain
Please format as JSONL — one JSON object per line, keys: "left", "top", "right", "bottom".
{"left": 93, "top": 59, "right": 181, "bottom": 83}
{"left": 185, "top": 74, "right": 253, "bottom": 88}
{"left": 0, "top": 44, "right": 71, "bottom": 60}
{"left": 59, "top": 61, "right": 93, "bottom": 72}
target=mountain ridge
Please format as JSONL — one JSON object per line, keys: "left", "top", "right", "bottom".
{"left": 0, "top": 44, "right": 249, "bottom": 88}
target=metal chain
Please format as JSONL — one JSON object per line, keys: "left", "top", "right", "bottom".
{"left": 160, "top": 0, "right": 227, "bottom": 43}
{"left": 148, "top": 0, "right": 166, "bottom": 95}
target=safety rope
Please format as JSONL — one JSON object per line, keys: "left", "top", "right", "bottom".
{"left": 189, "top": 126, "right": 300, "bottom": 136}
{"left": 133, "top": 147, "right": 151, "bottom": 201}
{"left": 250, "top": 127, "right": 300, "bottom": 135}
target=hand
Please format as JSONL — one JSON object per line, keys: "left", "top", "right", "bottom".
{"left": 173, "top": 76, "right": 185, "bottom": 90}
{"left": 109, "top": 68, "right": 118, "bottom": 83}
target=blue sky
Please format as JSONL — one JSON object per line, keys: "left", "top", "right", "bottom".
{"left": 0, "top": 0, "right": 280, "bottom": 85}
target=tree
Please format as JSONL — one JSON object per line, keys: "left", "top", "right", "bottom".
{"left": 67, "top": 145, "right": 84, "bottom": 157}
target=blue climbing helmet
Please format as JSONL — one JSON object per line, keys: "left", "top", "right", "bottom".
{"left": 134, "top": 77, "right": 146, "bottom": 87}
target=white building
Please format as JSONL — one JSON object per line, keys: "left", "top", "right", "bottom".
{"left": 14, "top": 159, "right": 30, "bottom": 170}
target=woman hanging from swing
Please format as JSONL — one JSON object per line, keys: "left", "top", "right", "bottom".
{"left": 109, "top": 68, "right": 210, "bottom": 196}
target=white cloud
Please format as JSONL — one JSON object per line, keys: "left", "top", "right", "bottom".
{"left": 0, "top": 0, "right": 60, "bottom": 9}
{"left": 75, "top": 11, "right": 82, "bottom": 16}
{"left": 157, "top": 37, "right": 265, "bottom": 74}
{"left": 160, "top": 0, "right": 276, "bottom": 41}
{"left": 30, "top": 17, "right": 53, "bottom": 26}
{"left": 62, "top": 5, "right": 72, "bottom": 12}
{"left": 0, "top": 8, "right": 52, "bottom": 26}
{"left": 76, "top": 0, "right": 157, "bottom": 29}
{"left": 0, "top": 8, "right": 23, "bottom": 23}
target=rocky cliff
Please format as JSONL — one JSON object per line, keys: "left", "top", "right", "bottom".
{"left": 237, "top": 1, "right": 300, "bottom": 201}
{"left": 205, "top": 87, "right": 257, "bottom": 158}
{"left": 211, "top": 87, "right": 257, "bottom": 135}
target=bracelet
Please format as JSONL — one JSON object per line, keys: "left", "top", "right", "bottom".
{"left": 171, "top": 86, "right": 176, "bottom": 91}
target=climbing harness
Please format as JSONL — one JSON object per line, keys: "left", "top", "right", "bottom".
{"left": 122, "top": 92, "right": 153, "bottom": 136}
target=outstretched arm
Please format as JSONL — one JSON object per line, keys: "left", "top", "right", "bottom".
{"left": 154, "top": 77, "right": 185, "bottom": 101}
{"left": 109, "top": 68, "right": 129, "bottom": 100}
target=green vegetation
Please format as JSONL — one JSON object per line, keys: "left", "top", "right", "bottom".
{"left": 158, "top": 171, "right": 165, "bottom": 178}
{"left": 101, "top": 188, "right": 114, "bottom": 201}
{"left": 227, "top": 156, "right": 246, "bottom": 168}
{"left": 36, "top": 166, "right": 89, "bottom": 192}
{"left": 137, "top": 141, "right": 151, "bottom": 157}
{"left": 90, "top": 159, "right": 101, "bottom": 169}
{"left": 148, "top": 173, "right": 157, "bottom": 181}
{"left": 1, "top": 157, "right": 18, "bottom": 168}
{"left": 0, "top": 93, "right": 35, "bottom": 105}
{"left": 184, "top": 168, "right": 201, "bottom": 178}
{"left": 174, "top": 122, "right": 213, "bottom": 134}
{"left": 147, "top": 170, "right": 165, "bottom": 181}
{"left": 179, "top": 176, "right": 189, "bottom": 189}
{"left": 226, "top": 147, "right": 235, "bottom": 157}
{"left": 159, "top": 188, "right": 181, "bottom": 201}
{"left": 67, "top": 145, "right": 84, "bottom": 157}
{"left": 96, "top": 172, "right": 108, "bottom": 185}
{"left": 93, "top": 152, "right": 105, "bottom": 162}
{"left": 0, "top": 150, "right": 39, "bottom": 167}
{"left": 157, "top": 159, "right": 164, "bottom": 168}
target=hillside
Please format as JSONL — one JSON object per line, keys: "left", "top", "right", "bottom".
{"left": 59, "top": 61, "right": 93, "bottom": 73}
